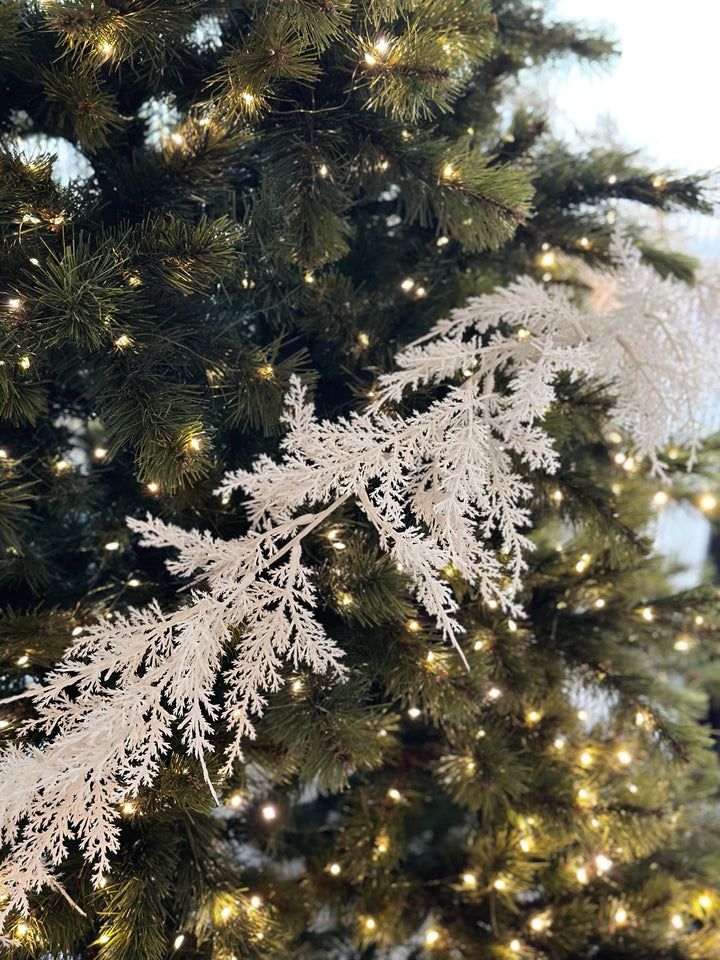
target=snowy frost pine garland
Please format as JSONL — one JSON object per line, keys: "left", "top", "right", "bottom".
{"left": 0, "top": 240, "right": 718, "bottom": 925}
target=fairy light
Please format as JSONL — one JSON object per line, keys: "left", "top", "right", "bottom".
{"left": 652, "top": 176, "right": 665, "bottom": 188}
{"left": 8, "top": 298, "right": 21, "bottom": 309}
{"left": 487, "top": 687, "right": 501, "bottom": 700}
{"left": 338, "top": 593, "right": 353, "bottom": 606}
{"left": 122, "top": 802, "right": 135, "bottom": 814}
{"left": 188, "top": 437, "right": 201, "bottom": 451}
{"left": 462, "top": 872, "right": 477, "bottom": 888}
{"left": 553, "top": 736, "right": 566, "bottom": 749}
{"left": 147, "top": 482, "right": 159, "bottom": 493}
{"left": 318, "top": 164, "right": 329, "bottom": 177}
{"left": 699, "top": 493, "right": 717, "bottom": 512}
{"left": 16, "top": 923, "right": 28, "bottom": 936}
{"left": 407, "top": 706, "right": 421, "bottom": 719}
{"left": 99, "top": 934, "right": 110, "bottom": 944}
{"left": 576, "top": 867, "right": 588, "bottom": 884}
{"left": 99, "top": 41, "right": 113, "bottom": 55}
{"left": 174, "top": 934, "right": 185, "bottom": 949}
{"left": 98, "top": 875, "right": 107, "bottom": 888}
{"left": 519, "top": 837, "right": 531, "bottom": 852}
{"left": 577, "top": 788, "right": 589, "bottom": 801}
{"left": 510, "top": 940, "right": 521, "bottom": 952}
{"left": 517, "top": 327, "right": 531, "bottom": 341}
{"left": 114, "top": 334, "right": 132, "bottom": 348}
{"left": 442, "top": 164, "right": 455, "bottom": 179}
{"left": 607, "top": 174, "right": 618, "bottom": 185}
{"left": 415, "top": 285, "right": 427, "bottom": 297}
{"left": 539, "top": 251, "right": 556, "bottom": 268}
{"left": 250, "top": 895, "right": 262, "bottom": 909}
{"left": 105, "top": 541, "right": 120, "bottom": 551}
{"left": 19, "top": 355, "right": 31, "bottom": 369}
{"left": 526, "top": 710, "right": 541, "bottom": 724}
{"left": 466, "top": 760, "right": 476, "bottom": 773}
{"left": 530, "top": 915, "right": 547, "bottom": 932}
{"left": 387, "top": 788, "right": 402, "bottom": 801}
{"left": 230, "top": 793, "right": 242, "bottom": 807}
{"left": 670, "top": 914, "right": 683, "bottom": 930}
{"left": 407, "top": 619, "right": 420, "bottom": 632}
{"left": 425, "top": 929, "right": 440, "bottom": 946}
{"left": 614, "top": 907, "right": 628, "bottom": 924}
{"left": 329, "top": 862, "right": 342, "bottom": 875}
{"left": 358, "top": 331, "right": 370, "bottom": 347}
{"left": 579, "top": 236, "right": 590, "bottom": 248}
{"left": 426, "top": 651, "right": 435, "bottom": 663}
{"left": 0, "top": 449, "right": 6, "bottom": 458}
{"left": 640, "top": 607, "right": 654, "bottom": 622}
{"left": 170, "top": 133, "right": 184, "bottom": 147}
{"left": 401, "top": 278, "right": 415, "bottom": 291}
{"left": 617, "top": 749, "right": 632, "bottom": 765}
{"left": 221, "top": 906, "right": 232, "bottom": 919}
{"left": 577, "top": 709, "right": 588, "bottom": 722}
{"left": 473, "top": 639, "right": 483, "bottom": 651}
{"left": 436, "top": 236, "right": 449, "bottom": 246}
{"left": 622, "top": 456, "right": 635, "bottom": 472}
{"left": 365, "top": 918, "right": 376, "bottom": 931}
{"left": 653, "top": 490, "right": 670, "bottom": 507}
{"left": 93, "top": 447, "right": 108, "bottom": 459}
{"left": 575, "top": 559, "right": 588, "bottom": 573}
{"left": 699, "top": 895, "right": 712, "bottom": 909}
{"left": 542, "top": 272, "right": 552, "bottom": 282}
{"left": 487, "top": 599, "right": 498, "bottom": 610}
{"left": 291, "top": 679, "right": 303, "bottom": 693}
{"left": 17, "top": 655, "right": 29, "bottom": 666}
{"left": 261, "top": 803, "right": 277, "bottom": 820}
{"left": 695, "top": 615, "right": 704, "bottom": 626}
{"left": 635, "top": 711, "right": 646, "bottom": 726}
{"left": 0, "top": 720, "right": 9, "bottom": 729}
{"left": 580, "top": 751, "right": 592, "bottom": 767}
{"left": 507, "top": 619, "right": 518, "bottom": 632}
{"left": 375, "top": 836, "right": 389, "bottom": 854}
{"left": 493, "top": 878, "right": 507, "bottom": 890}
{"left": 332, "top": 540, "right": 347, "bottom": 550}
{"left": 590, "top": 817, "right": 599, "bottom": 828}
{"left": 595, "top": 854, "right": 613, "bottom": 874}
{"left": 674, "top": 637, "right": 691, "bottom": 652}
{"left": 628, "top": 783, "right": 638, "bottom": 794}
{"left": 594, "top": 598, "right": 606, "bottom": 609}
{"left": 552, "top": 489, "right": 563, "bottom": 502}
{"left": 56, "top": 459, "right": 70, "bottom": 471}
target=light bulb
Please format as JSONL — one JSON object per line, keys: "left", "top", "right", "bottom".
{"left": 407, "top": 619, "right": 420, "bottom": 631}
{"left": 487, "top": 599, "right": 498, "bottom": 610}
{"left": 607, "top": 174, "right": 618, "bottom": 185}
{"left": 493, "top": 878, "right": 506, "bottom": 890}
{"left": 487, "top": 687, "right": 501, "bottom": 700}
{"left": 318, "top": 164, "right": 328, "bottom": 177}
{"left": 114, "top": 334, "right": 131, "bottom": 348}
{"left": 510, "top": 940, "right": 521, "bottom": 952}
{"left": 552, "top": 489, "right": 563, "bottom": 501}
{"left": 364, "top": 52, "right": 377, "bottom": 64}
{"left": 436, "top": 235, "right": 449, "bottom": 246}
{"left": 553, "top": 736, "right": 566, "bottom": 749}
{"left": 407, "top": 707, "right": 421, "bottom": 719}
{"left": 147, "top": 482, "right": 160, "bottom": 493}
{"left": 56, "top": 459, "right": 70, "bottom": 471}
{"left": 261, "top": 803, "right": 277, "bottom": 820}
{"left": 93, "top": 447, "right": 108, "bottom": 459}
{"left": 425, "top": 929, "right": 440, "bottom": 946}
{"left": 174, "top": 934, "right": 185, "bottom": 949}
{"left": 358, "top": 331, "right": 370, "bottom": 347}
{"left": 671, "top": 914, "right": 683, "bottom": 930}
{"left": 576, "top": 867, "right": 588, "bottom": 884}
{"left": 8, "top": 298, "right": 21, "bottom": 309}
{"left": 170, "top": 133, "right": 184, "bottom": 146}
{"left": 104, "top": 541, "right": 121, "bottom": 551}
{"left": 242, "top": 91, "right": 255, "bottom": 103}
{"left": 580, "top": 751, "right": 592, "bottom": 767}
{"left": 387, "top": 788, "right": 402, "bottom": 801}
{"left": 507, "top": 619, "right": 518, "bottom": 632}
{"left": 530, "top": 916, "right": 546, "bottom": 932}
{"left": 221, "top": 906, "right": 231, "bottom": 919}
{"left": 614, "top": 907, "right": 627, "bottom": 924}
{"left": 653, "top": 490, "right": 670, "bottom": 507}
{"left": 250, "top": 895, "right": 262, "bottom": 908}
{"left": 17, "top": 923, "right": 28, "bottom": 936}
{"left": 617, "top": 749, "right": 632, "bottom": 765}
{"left": 415, "top": 286, "right": 427, "bottom": 297}
{"left": 329, "top": 863, "right": 341, "bottom": 875}
{"left": 122, "top": 802, "right": 135, "bottom": 814}
{"left": 99, "top": 934, "right": 110, "bottom": 944}
{"left": 641, "top": 607, "right": 654, "bottom": 622}
{"left": 401, "top": 278, "right": 415, "bottom": 291}
{"left": 19, "top": 356, "right": 31, "bottom": 369}
{"left": 443, "top": 164, "right": 454, "bottom": 178}
{"left": 699, "top": 493, "right": 717, "bottom": 512}
{"left": 539, "top": 251, "right": 555, "bottom": 268}
{"left": 519, "top": 838, "right": 531, "bottom": 852}
{"left": 594, "top": 598, "right": 606, "bottom": 609}
{"left": 462, "top": 872, "right": 477, "bottom": 888}
{"left": 526, "top": 710, "right": 541, "bottom": 724}
{"left": 595, "top": 854, "right": 613, "bottom": 873}
{"left": 188, "top": 437, "right": 201, "bottom": 451}
{"left": 230, "top": 794, "right": 242, "bottom": 807}
{"left": 365, "top": 918, "right": 376, "bottom": 930}
{"left": 699, "top": 895, "right": 712, "bottom": 909}
{"left": 473, "top": 639, "right": 484, "bottom": 651}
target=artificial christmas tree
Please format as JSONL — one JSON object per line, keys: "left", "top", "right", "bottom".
{"left": 0, "top": 2, "right": 719, "bottom": 958}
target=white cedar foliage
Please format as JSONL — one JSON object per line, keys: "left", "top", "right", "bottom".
{"left": 0, "top": 240, "right": 718, "bottom": 926}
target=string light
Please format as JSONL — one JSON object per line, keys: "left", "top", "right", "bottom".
{"left": 291, "top": 679, "right": 303, "bottom": 692}
{"left": 576, "top": 867, "right": 588, "bottom": 884}
{"left": 114, "top": 334, "right": 132, "bottom": 348}
{"left": 695, "top": 615, "right": 704, "bottom": 626}
{"left": 17, "top": 655, "right": 29, "bottom": 666}
{"left": 424, "top": 929, "right": 440, "bottom": 946}
{"left": 628, "top": 783, "right": 638, "bottom": 794}
{"left": 401, "top": 278, "right": 415, "bottom": 291}
{"left": 407, "top": 706, "right": 421, "bottom": 719}
{"left": 552, "top": 489, "right": 563, "bottom": 502}
{"left": 19, "top": 355, "right": 31, "bottom": 369}
{"left": 99, "top": 41, "right": 113, "bottom": 55}
{"left": 250, "top": 895, "right": 262, "bottom": 908}
{"left": 594, "top": 598, "right": 606, "bottom": 609}
{"left": 473, "top": 639, "right": 484, "bottom": 651}
{"left": 580, "top": 751, "right": 592, "bottom": 767}
{"left": 595, "top": 854, "right": 613, "bottom": 873}
{"left": 617, "top": 749, "right": 632, "bottom": 765}
{"left": 229, "top": 794, "right": 242, "bottom": 807}
{"left": 553, "top": 736, "right": 566, "bottom": 750}
{"left": 407, "top": 619, "right": 420, "bottom": 631}
{"left": 98, "top": 875, "right": 107, "bottom": 888}
{"left": 699, "top": 493, "right": 717, "bottom": 512}
{"left": 147, "top": 482, "right": 160, "bottom": 493}
{"left": 487, "top": 687, "right": 501, "bottom": 700}
{"left": 173, "top": 934, "right": 185, "bottom": 949}
{"left": 99, "top": 934, "right": 110, "bottom": 944}
{"left": 507, "top": 618, "right": 518, "bottom": 632}
{"left": 653, "top": 490, "right": 670, "bottom": 507}
{"left": 188, "top": 437, "right": 201, "bottom": 451}
{"left": 530, "top": 915, "right": 547, "bottom": 932}
{"left": 614, "top": 907, "right": 628, "bottom": 924}
{"left": 8, "top": 298, "right": 21, "bottom": 309}
{"left": 699, "top": 895, "right": 712, "bottom": 909}
{"left": 426, "top": 651, "right": 435, "bottom": 663}
{"left": 170, "top": 133, "right": 184, "bottom": 147}
{"left": 105, "top": 541, "right": 121, "bottom": 551}
{"left": 517, "top": 327, "right": 531, "bottom": 341}
{"left": 261, "top": 803, "right": 277, "bottom": 820}
{"left": 221, "top": 906, "right": 232, "bottom": 919}
{"left": 338, "top": 593, "right": 353, "bottom": 606}
{"left": 510, "top": 940, "right": 521, "bottom": 952}
{"left": 539, "top": 251, "right": 556, "bottom": 268}
{"left": 93, "top": 447, "right": 108, "bottom": 459}
{"left": 462, "top": 872, "right": 477, "bottom": 888}
{"left": 673, "top": 636, "right": 691, "bottom": 652}
{"left": 0, "top": 720, "right": 9, "bottom": 729}
{"left": 242, "top": 91, "right": 255, "bottom": 104}
{"left": 487, "top": 599, "right": 498, "bottom": 610}
{"left": 332, "top": 540, "right": 347, "bottom": 550}
{"left": 493, "top": 878, "right": 507, "bottom": 890}
{"left": 358, "top": 331, "right": 370, "bottom": 347}
{"left": 579, "top": 236, "right": 590, "bottom": 248}
{"left": 0, "top": 449, "right": 6, "bottom": 459}
{"left": 436, "top": 236, "right": 449, "bottom": 246}
{"left": 122, "top": 802, "right": 135, "bottom": 814}
{"left": 365, "top": 918, "right": 376, "bottom": 931}
{"left": 652, "top": 176, "right": 665, "bottom": 188}
{"left": 640, "top": 607, "right": 654, "bottom": 622}
{"left": 519, "top": 837, "right": 531, "bottom": 852}
{"left": 329, "top": 862, "right": 342, "bottom": 875}
{"left": 387, "top": 787, "right": 402, "bottom": 801}
{"left": 318, "top": 164, "right": 329, "bottom": 177}
{"left": 670, "top": 914, "right": 683, "bottom": 930}
{"left": 415, "top": 285, "right": 427, "bottom": 297}
{"left": 577, "top": 710, "right": 588, "bottom": 722}
{"left": 607, "top": 174, "right": 618, "bottom": 185}
{"left": 526, "top": 710, "right": 541, "bottom": 724}
{"left": 56, "top": 459, "right": 70, "bottom": 471}
{"left": 442, "top": 164, "right": 455, "bottom": 179}
{"left": 16, "top": 922, "right": 28, "bottom": 936}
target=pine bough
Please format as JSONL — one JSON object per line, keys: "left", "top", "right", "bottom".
{"left": 1, "top": 241, "right": 718, "bottom": 924}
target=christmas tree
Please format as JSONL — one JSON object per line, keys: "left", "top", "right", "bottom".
{"left": 1, "top": 2, "right": 719, "bottom": 958}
